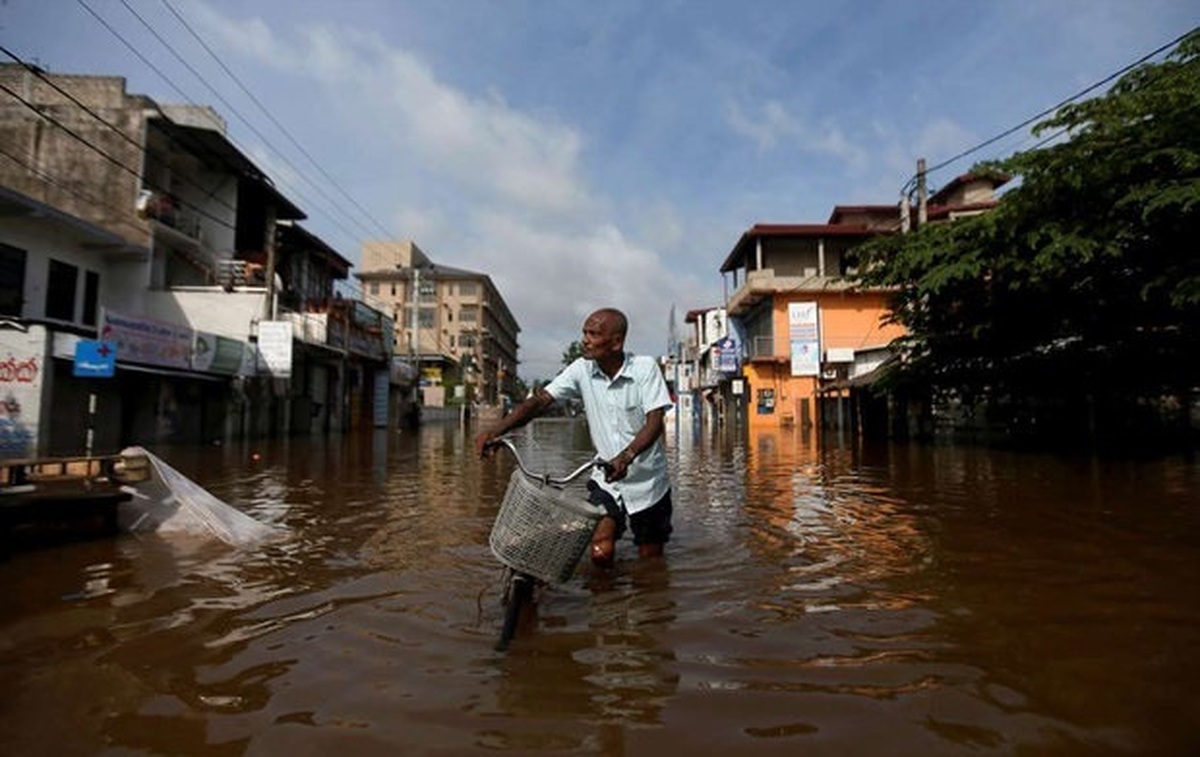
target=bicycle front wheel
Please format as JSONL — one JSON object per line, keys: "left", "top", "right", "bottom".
{"left": 496, "top": 571, "right": 534, "bottom": 651}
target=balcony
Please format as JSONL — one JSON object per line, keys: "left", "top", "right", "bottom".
{"left": 726, "top": 268, "right": 856, "bottom": 317}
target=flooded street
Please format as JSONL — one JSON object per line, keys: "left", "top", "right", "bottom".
{"left": 2, "top": 419, "right": 1198, "bottom": 756}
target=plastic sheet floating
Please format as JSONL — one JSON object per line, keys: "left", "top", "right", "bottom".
{"left": 116, "top": 446, "right": 285, "bottom": 547}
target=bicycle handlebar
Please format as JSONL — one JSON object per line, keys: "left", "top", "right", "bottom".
{"left": 489, "top": 436, "right": 606, "bottom": 487}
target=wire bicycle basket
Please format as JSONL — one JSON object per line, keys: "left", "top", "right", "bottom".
{"left": 487, "top": 438, "right": 606, "bottom": 585}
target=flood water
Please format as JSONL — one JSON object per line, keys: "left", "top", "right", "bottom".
{"left": 1, "top": 418, "right": 1198, "bottom": 756}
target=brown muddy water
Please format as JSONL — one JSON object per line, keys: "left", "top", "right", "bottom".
{"left": 1, "top": 418, "right": 1198, "bottom": 756}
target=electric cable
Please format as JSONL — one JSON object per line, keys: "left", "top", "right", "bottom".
{"left": 109, "top": 0, "right": 386, "bottom": 244}
{"left": 900, "top": 26, "right": 1197, "bottom": 197}
{"left": 159, "top": 0, "right": 395, "bottom": 240}
{"left": 0, "top": 79, "right": 240, "bottom": 233}
{"left": 0, "top": 45, "right": 243, "bottom": 221}
{"left": 74, "top": 0, "right": 367, "bottom": 247}
{"left": 0, "top": 145, "right": 156, "bottom": 240}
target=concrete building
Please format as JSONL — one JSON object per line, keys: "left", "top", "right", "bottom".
{"left": 683, "top": 306, "right": 734, "bottom": 426}
{"left": 354, "top": 240, "right": 521, "bottom": 411}
{"left": 0, "top": 64, "right": 394, "bottom": 457}
{"left": 717, "top": 172, "right": 1008, "bottom": 434}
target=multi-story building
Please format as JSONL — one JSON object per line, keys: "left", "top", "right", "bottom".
{"left": 355, "top": 240, "right": 521, "bottom": 409}
{"left": 718, "top": 172, "right": 1007, "bottom": 433}
{"left": 0, "top": 64, "right": 393, "bottom": 456}
{"left": 683, "top": 306, "right": 734, "bottom": 425}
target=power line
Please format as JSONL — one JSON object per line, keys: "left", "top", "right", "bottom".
{"left": 0, "top": 55, "right": 398, "bottom": 326}
{"left": 74, "top": 0, "right": 367, "bottom": 248}
{"left": 0, "top": 73, "right": 406, "bottom": 341}
{"left": 0, "top": 45, "right": 244, "bottom": 219}
{"left": 0, "top": 79, "right": 244, "bottom": 234}
{"left": 158, "top": 0, "right": 395, "bottom": 241}
{"left": 15, "top": 5, "right": 501, "bottom": 366}
{"left": 0, "top": 145, "right": 154, "bottom": 240}
{"left": 902, "top": 26, "right": 1198, "bottom": 196}
{"left": 109, "top": 0, "right": 375, "bottom": 238}
{"left": 0, "top": 135, "right": 387, "bottom": 339}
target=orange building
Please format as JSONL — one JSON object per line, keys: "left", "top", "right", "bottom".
{"left": 719, "top": 222, "right": 905, "bottom": 431}
{"left": 718, "top": 173, "right": 1007, "bottom": 433}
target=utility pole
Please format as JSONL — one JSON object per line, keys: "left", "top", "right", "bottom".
{"left": 669, "top": 304, "right": 681, "bottom": 439}
{"left": 917, "top": 157, "right": 928, "bottom": 229}
{"left": 262, "top": 210, "right": 278, "bottom": 320}
{"left": 409, "top": 266, "right": 421, "bottom": 419}
{"left": 409, "top": 266, "right": 420, "bottom": 362}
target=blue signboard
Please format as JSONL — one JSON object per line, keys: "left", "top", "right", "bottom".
{"left": 714, "top": 336, "right": 740, "bottom": 373}
{"left": 74, "top": 339, "right": 117, "bottom": 378}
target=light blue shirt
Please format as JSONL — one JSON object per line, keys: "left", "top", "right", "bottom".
{"left": 544, "top": 353, "right": 672, "bottom": 514}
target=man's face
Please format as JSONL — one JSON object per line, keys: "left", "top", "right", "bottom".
{"left": 581, "top": 312, "right": 622, "bottom": 361}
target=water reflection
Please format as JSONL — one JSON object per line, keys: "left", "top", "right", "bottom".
{"left": 0, "top": 420, "right": 1197, "bottom": 754}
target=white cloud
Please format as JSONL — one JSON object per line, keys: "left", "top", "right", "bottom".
{"left": 912, "top": 117, "right": 978, "bottom": 171}
{"left": 724, "top": 99, "right": 867, "bottom": 169}
{"left": 724, "top": 99, "right": 798, "bottom": 151}
{"left": 186, "top": 4, "right": 646, "bottom": 375}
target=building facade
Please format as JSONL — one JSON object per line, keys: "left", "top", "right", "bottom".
{"left": 355, "top": 240, "right": 521, "bottom": 410}
{"left": 0, "top": 64, "right": 394, "bottom": 458}
{"left": 718, "top": 172, "right": 1007, "bottom": 433}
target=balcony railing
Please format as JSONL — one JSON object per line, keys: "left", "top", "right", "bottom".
{"left": 748, "top": 335, "right": 777, "bottom": 359}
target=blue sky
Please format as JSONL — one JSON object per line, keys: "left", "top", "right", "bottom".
{"left": 4, "top": 1, "right": 1198, "bottom": 379}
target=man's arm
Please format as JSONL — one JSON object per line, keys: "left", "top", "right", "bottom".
{"left": 474, "top": 388, "right": 556, "bottom": 457}
{"left": 604, "top": 407, "right": 665, "bottom": 482}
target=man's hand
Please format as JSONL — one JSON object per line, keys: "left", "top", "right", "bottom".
{"left": 475, "top": 431, "right": 498, "bottom": 458}
{"left": 604, "top": 449, "right": 635, "bottom": 482}
{"left": 474, "top": 389, "right": 556, "bottom": 459}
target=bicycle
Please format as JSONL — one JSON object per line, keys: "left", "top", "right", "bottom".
{"left": 485, "top": 436, "right": 607, "bottom": 651}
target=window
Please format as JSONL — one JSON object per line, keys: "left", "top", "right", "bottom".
{"left": 419, "top": 279, "right": 436, "bottom": 303}
{"left": 370, "top": 282, "right": 379, "bottom": 295}
{"left": 46, "top": 259, "right": 78, "bottom": 321}
{"left": 459, "top": 281, "right": 478, "bottom": 296}
{"left": 0, "top": 243, "right": 26, "bottom": 317}
{"left": 418, "top": 307, "right": 435, "bottom": 328}
{"left": 460, "top": 306, "right": 478, "bottom": 323}
{"left": 83, "top": 271, "right": 99, "bottom": 326}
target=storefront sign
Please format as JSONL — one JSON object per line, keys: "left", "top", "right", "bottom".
{"left": 257, "top": 321, "right": 293, "bottom": 378}
{"left": 714, "top": 336, "right": 739, "bottom": 373}
{"left": 193, "top": 331, "right": 250, "bottom": 375}
{"left": 73, "top": 340, "right": 116, "bottom": 377}
{"left": 788, "top": 302, "right": 820, "bottom": 377}
{"left": 101, "top": 310, "right": 193, "bottom": 369}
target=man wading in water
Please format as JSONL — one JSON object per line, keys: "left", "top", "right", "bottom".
{"left": 475, "top": 308, "right": 674, "bottom": 566}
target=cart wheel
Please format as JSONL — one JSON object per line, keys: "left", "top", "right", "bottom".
{"left": 496, "top": 572, "right": 534, "bottom": 651}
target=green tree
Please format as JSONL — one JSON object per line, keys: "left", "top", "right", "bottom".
{"left": 561, "top": 340, "right": 584, "bottom": 366}
{"left": 856, "top": 31, "right": 1199, "bottom": 440}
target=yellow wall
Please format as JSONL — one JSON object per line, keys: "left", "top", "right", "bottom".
{"left": 745, "top": 291, "right": 905, "bottom": 429}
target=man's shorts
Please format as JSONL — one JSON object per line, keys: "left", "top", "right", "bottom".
{"left": 586, "top": 481, "right": 673, "bottom": 546}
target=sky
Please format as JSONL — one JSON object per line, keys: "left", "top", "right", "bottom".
{"left": 3, "top": 1, "right": 1198, "bottom": 381}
